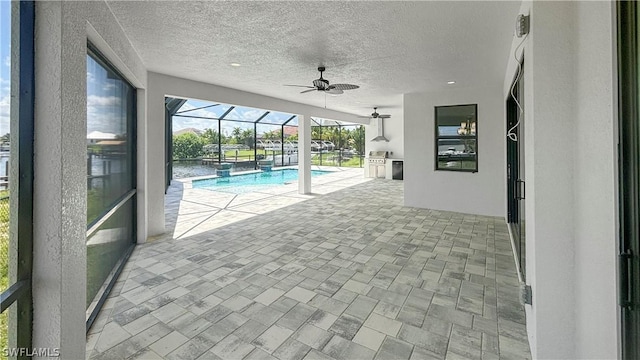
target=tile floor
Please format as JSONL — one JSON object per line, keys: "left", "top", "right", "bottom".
{"left": 87, "top": 167, "right": 531, "bottom": 360}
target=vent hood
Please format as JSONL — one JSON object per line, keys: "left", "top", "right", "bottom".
{"left": 371, "top": 118, "right": 389, "bottom": 142}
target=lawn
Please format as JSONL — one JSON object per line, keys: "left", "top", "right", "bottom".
{"left": 0, "top": 191, "right": 9, "bottom": 358}
{"left": 204, "top": 149, "right": 364, "bottom": 168}
{"left": 201, "top": 149, "right": 283, "bottom": 161}
{"left": 311, "top": 152, "right": 364, "bottom": 168}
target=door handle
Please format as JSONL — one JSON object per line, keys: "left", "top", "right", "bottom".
{"left": 516, "top": 179, "right": 526, "bottom": 200}
{"left": 619, "top": 249, "right": 633, "bottom": 308}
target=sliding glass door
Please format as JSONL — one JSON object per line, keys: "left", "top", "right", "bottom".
{"left": 506, "top": 60, "right": 525, "bottom": 279}
{"left": 85, "top": 45, "right": 136, "bottom": 329}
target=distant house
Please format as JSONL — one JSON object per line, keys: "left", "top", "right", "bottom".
{"left": 173, "top": 127, "right": 204, "bottom": 137}
{"left": 87, "top": 131, "right": 118, "bottom": 144}
{"left": 283, "top": 126, "right": 297, "bottom": 138}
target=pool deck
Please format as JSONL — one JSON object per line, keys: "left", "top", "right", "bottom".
{"left": 166, "top": 167, "right": 369, "bottom": 240}
{"left": 87, "top": 167, "right": 531, "bottom": 359}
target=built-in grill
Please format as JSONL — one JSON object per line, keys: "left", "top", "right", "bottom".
{"left": 368, "top": 150, "right": 389, "bottom": 178}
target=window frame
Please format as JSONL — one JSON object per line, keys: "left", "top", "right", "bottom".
{"left": 434, "top": 103, "right": 479, "bottom": 173}
{"left": 0, "top": 1, "right": 35, "bottom": 355}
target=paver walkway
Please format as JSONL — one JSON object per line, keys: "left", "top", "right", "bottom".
{"left": 87, "top": 168, "right": 531, "bottom": 359}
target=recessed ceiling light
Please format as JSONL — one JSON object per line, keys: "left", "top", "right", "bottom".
{"left": 447, "top": 81, "right": 456, "bottom": 85}
{"left": 230, "top": 63, "right": 241, "bottom": 67}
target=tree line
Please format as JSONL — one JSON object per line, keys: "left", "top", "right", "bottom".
{"left": 173, "top": 125, "right": 365, "bottom": 160}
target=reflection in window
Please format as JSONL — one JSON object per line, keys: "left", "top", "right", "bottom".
{"left": 86, "top": 46, "right": 136, "bottom": 315}
{"left": 86, "top": 51, "right": 135, "bottom": 224}
{"left": 435, "top": 104, "right": 478, "bottom": 172}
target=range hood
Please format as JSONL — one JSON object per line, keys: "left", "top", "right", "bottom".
{"left": 371, "top": 118, "right": 389, "bottom": 142}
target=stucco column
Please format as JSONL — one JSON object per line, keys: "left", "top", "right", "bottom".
{"left": 298, "top": 114, "right": 311, "bottom": 194}
{"left": 32, "top": 2, "right": 87, "bottom": 358}
{"left": 145, "top": 74, "right": 166, "bottom": 237}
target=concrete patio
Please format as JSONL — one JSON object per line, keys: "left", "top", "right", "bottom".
{"left": 86, "top": 168, "right": 531, "bottom": 360}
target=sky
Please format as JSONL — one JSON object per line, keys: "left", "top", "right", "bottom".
{"left": 87, "top": 53, "right": 132, "bottom": 135}
{"left": 173, "top": 99, "right": 298, "bottom": 136}
{"left": 0, "top": 1, "right": 10, "bottom": 137}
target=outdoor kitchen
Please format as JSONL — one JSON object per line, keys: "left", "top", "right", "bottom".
{"left": 364, "top": 116, "right": 404, "bottom": 180}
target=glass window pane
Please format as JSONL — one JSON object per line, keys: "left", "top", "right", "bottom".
{"left": 435, "top": 104, "right": 477, "bottom": 171}
{"left": 87, "top": 53, "right": 135, "bottom": 225}
{"left": 436, "top": 104, "right": 477, "bottom": 136}
{"left": 86, "top": 197, "right": 134, "bottom": 308}
{"left": 437, "top": 138, "right": 477, "bottom": 170}
{"left": 86, "top": 47, "right": 136, "bottom": 317}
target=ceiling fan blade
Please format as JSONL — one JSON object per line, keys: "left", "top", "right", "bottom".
{"left": 300, "top": 88, "right": 317, "bottom": 94}
{"left": 326, "top": 88, "right": 344, "bottom": 95}
{"left": 357, "top": 115, "right": 372, "bottom": 118}
{"left": 331, "top": 83, "right": 359, "bottom": 91}
{"left": 285, "top": 84, "right": 315, "bottom": 88}
{"left": 379, "top": 115, "right": 391, "bottom": 118}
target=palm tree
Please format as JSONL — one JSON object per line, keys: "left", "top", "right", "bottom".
{"left": 241, "top": 129, "right": 255, "bottom": 149}
{"left": 201, "top": 128, "right": 220, "bottom": 144}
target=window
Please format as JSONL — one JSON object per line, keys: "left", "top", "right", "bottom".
{"left": 435, "top": 104, "right": 478, "bottom": 172}
{"left": 86, "top": 45, "right": 136, "bottom": 329}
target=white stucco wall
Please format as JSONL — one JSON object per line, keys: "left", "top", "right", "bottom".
{"left": 146, "top": 72, "right": 365, "bottom": 236}
{"left": 403, "top": 85, "right": 506, "bottom": 217}
{"left": 503, "top": 1, "right": 618, "bottom": 358}
{"left": 366, "top": 114, "right": 405, "bottom": 159}
{"left": 33, "top": 1, "right": 146, "bottom": 357}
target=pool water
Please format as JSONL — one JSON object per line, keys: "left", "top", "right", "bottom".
{"left": 192, "top": 169, "right": 331, "bottom": 194}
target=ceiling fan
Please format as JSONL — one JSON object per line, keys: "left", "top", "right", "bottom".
{"left": 285, "top": 66, "right": 359, "bottom": 95}
{"left": 359, "top": 107, "right": 391, "bottom": 119}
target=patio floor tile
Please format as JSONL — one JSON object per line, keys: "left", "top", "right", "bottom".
{"left": 88, "top": 169, "right": 531, "bottom": 359}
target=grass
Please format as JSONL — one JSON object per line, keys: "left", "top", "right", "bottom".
{"left": 311, "top": 152, "right": 363, "bottom": 168}
{"left": 201, "top": 149, "right": 281, "bottom": 160}
{"left": 0, "top": 190, "right": 9, "bottom": 358}
{"left": 203, "top": 149, "right": 364, "bottom": 168}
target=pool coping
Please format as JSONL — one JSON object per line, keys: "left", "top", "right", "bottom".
{"left": 176, "top": 165, "right": 347, "bottom": 190}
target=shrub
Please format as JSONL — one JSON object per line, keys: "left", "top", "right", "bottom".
{"left": 173, "top": 133, "right": 204, "bottom": 160}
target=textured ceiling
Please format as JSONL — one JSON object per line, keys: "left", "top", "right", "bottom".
{"left": 106, "top": 1, "right": 520, "bottom": 119}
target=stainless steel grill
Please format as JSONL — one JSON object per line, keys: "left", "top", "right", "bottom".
{"left": 368, "top": 151, "right": 389, "bottom": 164}
{"left": 368, "top": 151, "right": 389, "bottom": 178}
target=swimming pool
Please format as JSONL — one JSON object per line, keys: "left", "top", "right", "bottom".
{"left": 192, "top": 169, "right": 332, "bottom": 194}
